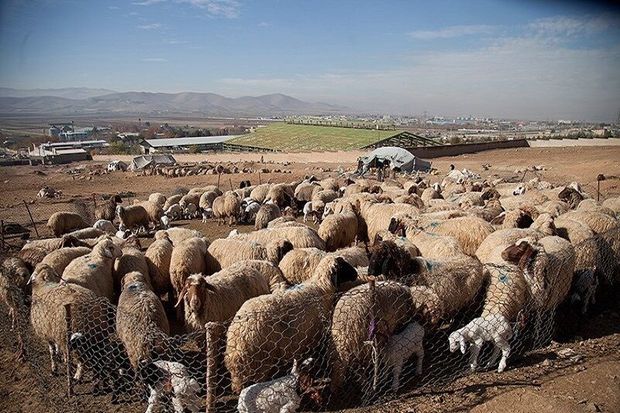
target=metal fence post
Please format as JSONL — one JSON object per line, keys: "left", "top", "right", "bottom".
{"left": 205, "top": 322, "right": 224, "bottom": 413}
{"left": 64, "top": 303, "right": 73, "bottom": 397}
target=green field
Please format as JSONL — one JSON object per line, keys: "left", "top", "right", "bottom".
{"left": 230, "top": 123, "right": 400, "bottom": 151}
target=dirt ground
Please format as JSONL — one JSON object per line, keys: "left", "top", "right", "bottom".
{"left": 1, "top": 145, "right": 619, "bottom": 412}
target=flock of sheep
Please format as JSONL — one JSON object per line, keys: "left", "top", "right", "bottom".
{"left": 1, "top": 167, "right": 620, "bottom": 413}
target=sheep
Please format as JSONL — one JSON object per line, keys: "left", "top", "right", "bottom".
{"left": 250, "top": 183, "right": 271, "bottom": 203}
{"left": 93, "top": 219, "right": 116, "bottom": 235}
{"left": 278, "top": 246, "right": 368, "bottom": 285}
{"left": 47, "top": 212, "right": 89, "bottom": 237}
{"left": 232, "top": 226, "right": 326, "bottom": 250}
{"left": 255, "top": 203, "right": 281, "bottom": 230}
{"left": 558, "top": 186, "right": 584, "bottom": 209}
{"left": 163, "top": 194, "right": 183, "bottom": 211}
{"left": 116, "top": 279, "right": 170, "bottom": 369}
{"left": 388, "top": 216, "right": 464, "bottom": 259}
{"left": 139, "top": 200, "right": 165, "bottom": 226}
{"left": 267, "top": 216, "right": 297, "bottom": 228}
{"left": 237, "top": 358, "right": 314, "bottom": 413}
{"left": 206, "top": 238, "right": 293, "bottom": 273}
{"left": 228, "top": 260, "right": 289, "bottom": 293}
{"left": 295, "top": 181, "right": 321, "bottom": 202}
{"left": 116, "top": 205, "right": 150, "bottom": 232}
{"left": 577, "top": 199, "right": 615, "bottom": 217}
{"left": 330, "top": 280, "right": 415, "bottom": 393}
{"left": 199, "top": 190, "right": 219, "bottom": 210}
{"left": 409, "top": 254, "right": 485, "bottom": 324}
{"left": 148, "top": 192, "right": 166, "bottom": 207}
{"left": 145, "top": 231, "right": 174, "bottom": 298}
{"left": 312, "top": 189, "right": 339, "bottom": 205}
{"left": 40, "top": 246, "right": 91, "bottom": 275}
{"left": 225, "top": 256, "right": 358, "bottom": 393}
{"left": 65, "top": 227, "right": 105, "bottom": 239}
{"left": 183, "top": 202, "right": 199, "bottom": 219}
{"left": 265, "top": 183, "right": 294, "bottom": 208}
{"left": 95, "top": 195, "right": 122, "bottom": 222}
{"left": 138, "top": 359, "right": 202, "bottom": 413}
{"left": 569, "top": 269, "right": 599, "bottom": 314}
{"left": 178, "top": 266, "right": 272, "bottom": 331}
{"left": 113, "top": 241, "right": 151, "bottom": 295}
{"left": 420, "top": 186, "right": 442, "bottom": 203}
{"left": 169, "top": 237, "right": 208, "bottom": 306}
{"left": 501, "top": 236, "right": 576, "bottom": 311}
{"left": 601, "top": 196, "right": 620, "bottom": 215}
{"left": 303, "top": 201, "right": 321, "bottom": 224}
{"left": 559, "top": 210, "right": 618, "bottom": 234}
{"left": 499, "top": 190, "right": 549, "bottom": 211}
{"left": 448, "top": 314, "right": 513, "bottom": 373}
{"left": 317, "top": 211, "right": 358, "bottom": 252}
{"left": 378, "top": 321, "right": 425, "bottom": 392}
{"left": 319, "top": 177, "right": 339, "bottom": 191}
{"left": 0, "top": 258, "right": 29, "bottom": 330}
{"left": 213, "top": 193, "right": 241, "bottom": 225}
{"left": 156, "top": 227, "right": 204, "bottom": 245}
{"left": 29, "top": 264, "right": 113, "bottom": 376}
{"left": 179, "top": 193, "right": 202, "bottom": 209}
{"left": 189, "top": 185, "right": 221, "bottom": 195}
{"left": 359, "top": 200, "right": 420, "bottom": 244}
{"left": 160, "top": 215, "right": 170, "bottom": 229}
{"left": 367, "top": 240, "right": 421, "bottom": 284}
{"left": 62, "top": 237, "right": 123, "bottom": 300}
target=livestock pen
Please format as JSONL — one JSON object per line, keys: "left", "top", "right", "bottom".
{"left": 1, "top": 226, "right": 619, "bottom": 413}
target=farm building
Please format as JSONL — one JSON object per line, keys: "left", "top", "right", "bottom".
{"left": 360, "top": 131, "right": 442, "bottom": 149}
{"left": 140, "top": 136, "right": 236, "bottom": 154}
{"left": 129, "top": 154, "right": 176, "bottom": 170}
{"left": 27, "top": 140, "right": 109, "bottom": 164}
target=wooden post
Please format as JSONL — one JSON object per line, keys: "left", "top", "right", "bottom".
{"left": 229, "top": 178, "right": 233, "bottom": 192}
{"left": 598, "top": 180, "right": 601, "bottom": 202}
{"left": 0, "top": 220, "right": 5, "bottom": 250}
{"left": 64, "top": 304, "right": 73, "bottom": 397}
{"left": 520, "top": 169, "right": 527, "bottom": 182}
{"left": 217, "top": 173, "right": 221, "bottom": 190}
{"left": 205, "top": 322, "right": 224, "bottom": 413}
{"left": 23, "top": 201, "right": 39, "bottom": 238}
{"left": 258, "top": 172, "right": 261, "bottom": 185}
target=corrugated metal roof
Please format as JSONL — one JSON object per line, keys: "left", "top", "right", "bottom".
{"left": 44, "top": 140, "right": 107, "bottom": 147}
{"left": 144, "top": 136, "right": 237, "bottom": 147}
{"left": 54, "top": 149, "right": 87, "bottom": 155}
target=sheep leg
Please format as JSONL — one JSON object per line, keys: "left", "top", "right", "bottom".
{"left": 496, "top": 339, "right": 511, "bottom": 373}
{"left": 171, "top": 395, "right": 185, "bottom": 413}
{"left": 486, "top": 346, "right": 501, "bottom": 369}
{"left": 468, "top": 341, "right": 482, "bottom": 371}
{"left": 145, "top": 386, "right": 159, "bottom": 413}
{"left": 415, "top": 349, "right": 424, "bottom": 375}
{"left": 391, "top": 360, "right": 403, "bottom": 392}
{"left": 74, "top": 362, "right": 83, "bottom": 381}
{"left": 48, "top": 342, "right": 58, "bottom": 375}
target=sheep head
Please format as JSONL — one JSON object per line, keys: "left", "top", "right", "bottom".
{"left": 558, "top": 186, "right": 583, "bottom": 209}
{"left": 448, "top": 330, "right": 467, "bottom": 354}
{"left": 94, "top": 238, "right": 123, "bottom": 260}
{"left": 367, "top": 240, "right": 422, "bottom": 281}
{"left": 1, "top": 258, "right": 31, "bottom": 288}
{"left": 175, "top": 273, "right": 216, "bottom": 314}
{"left": 29, "top": 263, "right": 61, "bottom": 285}
{"left": 531, "top": 213, "right": 556, "bottom": 236}
{"left": 481, "top": 188, "right": 500, "bottom": 201}
{"left": 312, "top": 256, "right": 357, "bottom": 291}
{"left": 502, "top": 239, "right": 550, "bottom": 305}
{"left": 266, "top": 239, "right": 294, "bottom": 265}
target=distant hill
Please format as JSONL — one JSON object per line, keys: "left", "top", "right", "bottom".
{"left": 0, "top": 87, "right": 117, "bottom": 100}
{"left": 0, "top": 90, "right": 349, "bottom": 117}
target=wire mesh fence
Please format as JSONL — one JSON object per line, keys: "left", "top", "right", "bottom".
{"left": 0, "top": 222, "right": 618, "bottom": 412}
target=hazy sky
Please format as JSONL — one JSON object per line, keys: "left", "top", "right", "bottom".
{"left": 1, "top": 0, "right": 619, "bottom": 121}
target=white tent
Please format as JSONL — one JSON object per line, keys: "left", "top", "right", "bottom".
{"left": 357, "top": 146, "right": 431, "bottom": 173}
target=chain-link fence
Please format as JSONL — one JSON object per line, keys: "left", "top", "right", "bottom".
{"left": 0, "top": 223, "right": 618, "bottom": 412}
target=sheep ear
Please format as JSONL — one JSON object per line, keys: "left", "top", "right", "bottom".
{"left": 501, "top": 241, "right": 530, "bottom": 264}
{"left": 204, "top": 282, "right": 217, "bottom": 293}
{"left": 332, "top": 257, "right": 357, "bottom": 286}
{"left": 374, "top": 233, "right": 384, "bottom": 244}
{"left": 174, "top": 285, "right": 188, "bottom": 308}
{"left": 387, "top": 218, "right": 399, "bottom": 233}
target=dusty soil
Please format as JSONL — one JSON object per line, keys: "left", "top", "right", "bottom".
{"left": 1, "top": 145, "right": 619, "bottom": 412}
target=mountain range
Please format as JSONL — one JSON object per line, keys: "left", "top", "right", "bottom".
{"left": 0, "top": 88, "right": 349, "bottom": 116}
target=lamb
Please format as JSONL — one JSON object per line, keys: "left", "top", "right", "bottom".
{"left": 29, "top": 264, "right": 113, "bottom": 375}
{"left": 448, "top": 314, "right": 513, "bottom": 373}
{"left": 278, "top": 246, "right": 368, "bottom": 284}
{"left": 116, "top": 279, "right": 170, "bottom": 369}
{"left": 232, "top": 226, "right": 326, "bottom": 249}
{"left": 225, "top": 256, "right": 358, "bottom": 393}
{"left": 318, "top": 211, "right": 358, "bottom": 251}
{"left": 177, "top": 266, "right": 272, "bottom": 331}
{"left": 569, "top": 269, "right": 599, "bottom": 314}
{"left": 255, "top": 203, "right": 281, "bottom": 230}
{"left": 95, "top": 195, "right": 122, "bottom": 222}
{"left": 303, "top": 201, "right": 321, "bottom": 224}
{"left": 138, "top": 359, "right": 202, "bottom": 413}
{"left": 61, "top": 237, "right": 123, "bottom": 301}
{"left": 205, "top": 238, "right": 293, "bottom": 273}
{"left": 379, "top": 322, "right": 425, "bottom": 392}
{"left": 116, "top": 205, "right": 150, "bottom": 232}
{"left": 40, "top": 246, "right": 91, "bottom": 275}
{"left": 47, "top": 212, "right": 89, "bottom": 237}
{"left": 169, "top": 237, "right": 208, "bottom": 305}
{"left": 237, "top": 358, "right": 314, "bottom": 413}
{"left": 145, "top": 231, "right": 174, "bottom": 297}
{"left": 183, "top": 202, "right": 199, "bottom": 219}
{"left": 330, "top": 280, "right": 415, "bottom": 393}
{"left": 165, "top": 203, "right": 183, "bottom": 220}
{"left": 93, "top": 219, "right": 116, "bottom": 235}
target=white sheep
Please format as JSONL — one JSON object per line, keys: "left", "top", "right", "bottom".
{"left": 303, "top": 201, "right": 320, "bottom": 224}
{"left": 139, "top": 360, "right": 201, "bottom": 413}
{"left": 379, "top": 322, "right": 425, "bottom": 392}
{"left": 165, "top": 204, "right": 183, "bottom": 221}
{"left": 448, "top": 314, "right": 512, "bottom": 373}
{"left": 160, "top": 215, "right": 170, "bottom": 229}
{"left": 237, "top": 358, "right": 312, "bottom": 413}
{"left": 93, "top": 219, "right": 116, "bottom": 235}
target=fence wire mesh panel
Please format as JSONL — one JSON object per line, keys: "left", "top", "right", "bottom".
{"left": 0, "top": 223, "right": 618, "bottom": 412}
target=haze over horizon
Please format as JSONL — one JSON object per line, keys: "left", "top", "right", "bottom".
{"left": 1, "top": 0, "right": 619, "bottom": 122}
